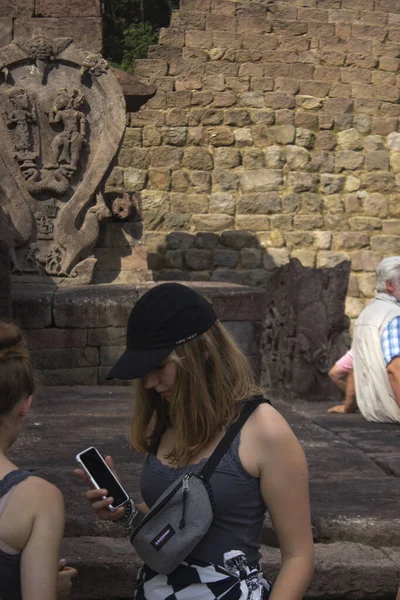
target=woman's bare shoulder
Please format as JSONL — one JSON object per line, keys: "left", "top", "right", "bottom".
{"left": 248, "top": 402, "right": 300, "bottom": 447}
{"left": 15, "top": 475, "right": 64, "bottom": 507}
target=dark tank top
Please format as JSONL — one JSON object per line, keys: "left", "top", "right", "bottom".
{"left": 0, "top": 470, "right": 31, "bottom": 600}
{"left": 140, "top": 431, "right": 266, "bottom": 567}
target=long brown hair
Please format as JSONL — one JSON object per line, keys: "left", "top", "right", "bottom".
{"left": 131, "top": 320, "right": 263, "bottom": 466}
{"left": 0, "top": 321, "right": 34, "bottom": 421}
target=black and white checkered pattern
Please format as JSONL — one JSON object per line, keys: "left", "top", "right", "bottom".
{"left": 134, "top": 551, "right": 272, "bottom": 600}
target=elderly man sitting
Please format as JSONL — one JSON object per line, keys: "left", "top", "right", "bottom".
{"left": 328, "top": 256, "right": 400, "bottom": 423}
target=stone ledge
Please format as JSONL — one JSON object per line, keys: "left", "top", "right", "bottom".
{"left": 37, "top": 367, "right": 99, "bottom": 386}
{"left": 59, "top": 537, "right": 399, "bottom": 600}
{"left": 53, "top": 285, "right": 141, "bottom": 328}
{"left": 12, "top": 284, "right": 55, "bottom": 329}
{"left": 51, "top": 282, "right": 263, "bottom": 327}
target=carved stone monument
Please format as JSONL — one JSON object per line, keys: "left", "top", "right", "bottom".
{"left": 0, "top": 30, "right": 153, "bottom": 285}
{"left": 260, "top": 259, "right": 351, "bottom": 401}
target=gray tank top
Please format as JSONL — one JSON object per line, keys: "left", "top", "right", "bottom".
{"left": 0, "top": 470, "right": 30, "bottom": 600}
{"left": 140, "top": 432, "right": 266, "bottom": 567}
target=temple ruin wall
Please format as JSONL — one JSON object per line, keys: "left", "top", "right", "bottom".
{"left": 107, "top": 0, "right": 400, "bottom": 329}
{"left": 0, "top": 0, "right": 102, "bottom": 52}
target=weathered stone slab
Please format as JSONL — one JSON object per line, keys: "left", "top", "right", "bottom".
{"left": 310, "top": 409, "right": 399, "bottom": 433}
{"left": 0, "top": 17, "right": 12, "bottom": 46}
{"left": 0, "top": 1, "right": 16, "bottom": 17}
{"left": 373, "top": 454, "right": 400, "bottom": 477}
{"left": 36, "top": 368, "right": 98, "bottom": 386}
{"left": 23, "top": 328, "right": 87, "bottom": 349}
{"left": 61, "top": 537, "right": 139, "bottom": 600}
{"left": 35, "top": 0, "right": 101, "bottom": 17}
{"left": 31, "top": 347, "right": 99, "bottom": 370}
{"left": 310, "top": 479, "right": 400, "bottom": 546}
{"left": 302, "top": 542, "right": 397, "bottom": 599}
{"left": 12, "top": 284, "right": 54, "bottom": 329}
{"left": 260, "top": 259, "right": 350, "bottom": 401}
{"left": 0, "top": 240, "right": 11, "bottom": 319}
{"left": 14, "top": 18, "right": 102, "bottom": 52}
{"left": 53, "top": 285, "right": 141, "bottom": 328}
{"left": 304, "top": 440, "right": 387, "bottom": 481}
{"left": 340, "top": 430, "right": 400, "bottom": 455}
{"left": 9, "top": 415, "right": 136, "bottom": 468}
{"left": 16, "top": 0, "right": 34, "bottom": 16}
{"left": 32, "top": 385, "right": 133, "bottom": 418}
{"left": 189, "top": 282, "right": 264, "bottom": 321}
{"left": 223, "top": 321, "right": 261, "bottom": 356}
{"left": 87, "top": 327, "right": 127, "bottom": 347}
{"left": 34, "top": 465, "right": 143, "bottom": 537}
{"left": 99, "top": 346, "right": 125, "bottom": 367}
{"left": 58, "top": 538, "right": 399, "bottom": 600}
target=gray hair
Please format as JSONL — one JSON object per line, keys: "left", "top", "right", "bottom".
{"left": 376, "top": 256, "right": 400, "bottom": 292}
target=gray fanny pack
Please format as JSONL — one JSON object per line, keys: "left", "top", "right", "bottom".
{"left": 130, "top": 396, "right": 268, "bottom": 574}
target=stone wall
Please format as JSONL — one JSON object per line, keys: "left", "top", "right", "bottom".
{"left": 108, "top": 0, "right": 400, "bottom": 329}
{"left": 12, "top": 282, "right": 263, "bottom": 385}
{"left": 0, "top": 0, "right": 102, "bottom": 52}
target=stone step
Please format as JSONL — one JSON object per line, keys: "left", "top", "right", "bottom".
{"left": 61, "top": 537, "right": 399, "bottom": 600}
{"left": 18, "top": 458, "right": 400, "bottom": 546}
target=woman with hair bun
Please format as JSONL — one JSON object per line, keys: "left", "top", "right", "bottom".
{"left": 76, "top": 283, "right": 314, "bottom": 600}
{"left": 0, "top": 321, "right": 74, "bottom": 600}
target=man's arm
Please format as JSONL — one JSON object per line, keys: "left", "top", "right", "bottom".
{"left": 328, "top": 370, "right": 357, "bottom": 414}
{"left": 387, "top": 356, "right": 400, "bottom": 409}
{"left": 344, "top": 370, "right": 357, "bottom": 412}
{"left": 328, "top": 363, "right": 348, "bottom": 393}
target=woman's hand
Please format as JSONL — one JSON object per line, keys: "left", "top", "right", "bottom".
{"left": 74, "top": 455, "right": 126, "bottom": 521}
{"left": 57, "top": 560, "right": 78, "bottom": 600}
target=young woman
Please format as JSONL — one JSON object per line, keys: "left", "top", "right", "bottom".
{"left": 76, "top": 283, "right": 314, "bottom": 600}
{"left": 0, "top": 321, "right": 75, "bottom": 600}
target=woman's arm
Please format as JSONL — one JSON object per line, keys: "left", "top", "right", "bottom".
{"left": 20, "top": 478, "right": 65, "bottom": 600}
{"left": 257, "top": 407, "right": 314, "bottom": 600}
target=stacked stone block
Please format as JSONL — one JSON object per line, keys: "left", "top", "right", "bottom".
{"left": 0, "top": 0, "right": 102, "bottom": 52}
{"left": 13, "top": 283, "right": 263, "bottom": 385}
{"left": 107, "top": 0, "right": 400, "bottom": 326}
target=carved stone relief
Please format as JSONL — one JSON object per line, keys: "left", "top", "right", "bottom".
{"left": 260, "top": 259, "right": 351, "bottom": 401}
{"left": 0, "top": 30, "right": 132, "bottom": 285}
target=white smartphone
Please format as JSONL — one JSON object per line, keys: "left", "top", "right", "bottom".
{"left": 76, "top": 446, "right": 130, "bottom": 512}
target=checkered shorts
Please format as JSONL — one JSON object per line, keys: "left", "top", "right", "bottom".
{"left": 134, "top": 550, "right": 272, "bottom": 600}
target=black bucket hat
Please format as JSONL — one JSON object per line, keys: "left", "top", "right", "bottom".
{"left": 106, "top": 283, "right": 217, "bottom": 380}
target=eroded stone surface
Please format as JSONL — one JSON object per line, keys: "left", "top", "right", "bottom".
{"left": 260, "top": 259, "right": 350, "bottom": 400}
{"left": 0, "top": 239, "right": 11, "bottom": 319}
{"left": 8, "top": 388, "right": 400, "bottom": 600}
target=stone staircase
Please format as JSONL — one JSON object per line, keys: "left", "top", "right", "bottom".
{"left": 10, "top": 385, "right": 400, "bottom": 599}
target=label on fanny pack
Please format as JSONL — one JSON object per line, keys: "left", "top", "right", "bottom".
{"left": 151, "top": 524, "right": 176, "bottom": 551}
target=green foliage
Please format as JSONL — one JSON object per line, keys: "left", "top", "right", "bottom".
{"left": 103, "top": 0, "right": 178, "bottom": 71}
{"left": 119, "top": 22, "right": 159, "bottom": 72}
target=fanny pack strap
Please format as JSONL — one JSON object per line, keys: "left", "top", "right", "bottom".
{"left": 199, "top": 395, "right": 270, "bottom": 481}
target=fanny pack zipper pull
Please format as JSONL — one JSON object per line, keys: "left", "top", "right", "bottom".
{"left": 179, "top": 474, "right": 190, "bottom": 529}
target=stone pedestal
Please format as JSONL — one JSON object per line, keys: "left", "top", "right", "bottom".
{"left": 12, "top": 281, "right": 263, "bottom": 385}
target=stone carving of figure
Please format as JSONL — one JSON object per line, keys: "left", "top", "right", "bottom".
{"left": 45, "top": 245, "right": 62, "bottom": 275}
{"left": 34, "top": 210, "right": 53, "bottom": 239}
{"left": 5, "top": 88, "right": 36, "bottom": 159}
{"left": 43, "top": 198, "right": 59, "bottom": 219}
{"left": 47, "top": 88, "right": 86, "bottom": 173}
{"left": 23, "top": 243, "right": 38, "bottom": 272}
